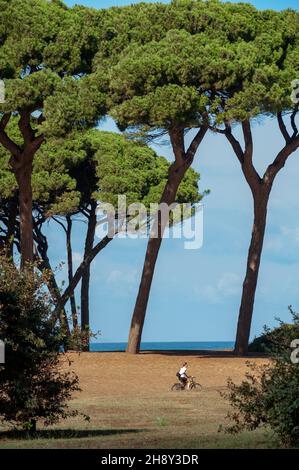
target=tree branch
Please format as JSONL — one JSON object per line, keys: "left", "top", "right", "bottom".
{"left": 18, "top": 110, "right": 35, "bottom": 143}
{"left": 52, "top": 234, "right": 115, "bottom": 322}
{"left": 224, "top": 122, "right": 244, "bottom": 165}
{"left": 264, "top": 134, "right": 299, "bottom": 184}
{"left": 169, "top": 127, "right": 186, "bottom": 164}
{"left": 186, "top": 125, "right": 209, "bottom": 162}
{"left": 0, "top": 113, "right": 22, "bottom": 158}
{"left": 277, "top": 112, "right": 290, "bottom": 143}
{"left": 240, "top": 120, "right": 261, "bottom": 189}
{"left": 290, "top": 107, "right": 298, "bottom": 139}
{"left": 242, "top": 120, "right": 253, "bottom": 163}
{"left": 52, "top": 216, "right": 67, "bottom": 234}
{"left": 31, "top": 133, "right": 45, "bottom": 153}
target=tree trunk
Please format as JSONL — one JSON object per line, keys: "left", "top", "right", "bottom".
{"left": 66, "top": 216, "right": 78, "bottom": 330}
{"left": 15, "top": 163, "right": 33, "bottom": 269}
{"left": 222, "top": 117, "right": 299, "bottom": 356}
{"left": 34, "top": 221, "right": 71, "bottom": 337}
{"left": 27, "top": 419, "right": 37, "bottom": 435}
{"left": 38, "top": 257, "right": 71, "bottom": 338}
{"left": 81, "top": 201, "right": 97, "bottom": 352}
{"left": 126, "top": 162, "right": 188, "bottom": 354}
{"left": 234, "top": 188, "right": 270, "bottom": 355}
{"left": 0, "top": 112, "right": 44, "bottom": 269}
{"left": 5, "top": 196, "right": 18, "bottom": 258}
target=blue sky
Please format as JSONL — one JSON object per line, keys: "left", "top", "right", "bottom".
{"left": 52, "top": 0, "right": 299, "bottom": 343}
{"left": 65, "top": 0, "right": 299, "bottom": 11}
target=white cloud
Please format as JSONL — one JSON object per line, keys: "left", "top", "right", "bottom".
{"left": 107, "top": 268, "right": 138, "bottom": 289}
{"left": 217, "top": 272, "right": 240, "bottom": 296}
{"left": 199, "top": 285, "right": 221, "bottom": 304}
{"left": 264, "top": 226, "right": 299, "bottom": 255}
{"left": 280, "top": 226, "right": 299, "bottom": 245}
{"left": 264, "top": 236, "right": 284, "bottom": 253}
{"left": 196, "top": 272, "right": 241, "bottom": 304}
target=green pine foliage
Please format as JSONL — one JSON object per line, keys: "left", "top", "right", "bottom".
{"left": 0, "top": 121, "right": 203, "bottom": 219}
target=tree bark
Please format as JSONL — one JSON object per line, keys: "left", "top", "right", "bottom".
{"left": 39, "top": 256, "right": 71, "bottom": 337}
{"left": 0, "top": 112, "right": 44, "bottom": 269}
{"left": 15, "top": 163, "right": 34, "bottom": 269}
{"left": 81, "top": 201, "right": 97, "bottom": 352}
{"left": 126, "top": 162, "right": 189, "bottom": 354}
{"left": 234, "top": 187, "right": 269, "bottom": 355}
{"left": 66, "top": 215, "right": 78, "bottom": 330}
{"left": 34, "top": 222, "right": 71, "bottom": 338}
{"left": 5, "top": 196, "right": 18, "bottom": 258}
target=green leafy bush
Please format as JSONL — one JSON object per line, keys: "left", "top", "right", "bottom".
{"left": 249, "top": 307, "right": 299, "bottom": 353}
{"left": 222, "top": 308, "right": 299, "bottom": 446}
{"left": 0, "top": 255, "right": 82, "bottom": 433}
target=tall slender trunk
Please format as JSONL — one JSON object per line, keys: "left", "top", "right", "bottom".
{"left": 225, "top": 117, "right": 299, "bottom": 356}
{"left": 34, "top": 224, "right": 71, "bottom": 338}
{"left": 126, "top": 163, "right": 188, "bottom": 354}
{"left": 38, "top": 256, "right": 71, "bottom": 338}
{"left": 0, "top": 112, "right": 44, "bottom": 269}
{"left": 66, "top": 215, "right": 78, "bottom": 330}
{"left": 5, "top": 196, "right": 18, "bottom": 258}
{"left": 81, "top": 201, "right": 97, "bottom": 352}
{"left": 15, "top": 164, "right": 33, "bottom": 269}
{"left": 234, "top": 187, "right": 270, "bottom": 355}
{"left": 126, "top": 125, "right": 208, "bottom": 355}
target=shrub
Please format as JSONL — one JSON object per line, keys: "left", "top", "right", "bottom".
{"left": 0, "top": 255, "right": 82, "bottom": 433}
{"left": 222, "top": 308, "right": 299, "bottom": 446}
{"left": 249, "top": 307, "right": 299, "bottom": 353}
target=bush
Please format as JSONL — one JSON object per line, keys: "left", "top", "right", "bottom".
{"left": 248, "top": 307, "right": 299, "bottom": 353}
{"left": 222, "top": 308, "right": 299, "bottom": 446}
{"left": 0, "top": 255, "right": 82, "bottom": 433}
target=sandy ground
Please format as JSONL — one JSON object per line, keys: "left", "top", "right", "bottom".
{"left": 0, "top": 351, "right": 274, "bottom": 449}
{"left": 64, "top": 350, "right": 269, "bottom": 398}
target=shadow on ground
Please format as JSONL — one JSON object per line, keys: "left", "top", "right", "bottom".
{"left": 140, "top": 350, "right": 269, "bottom": 359}
{"left": 82, "top": 350, "right": 269, "bottom": 359}
{"left": 0, "top": 428, "right": 145, "bottom": 440}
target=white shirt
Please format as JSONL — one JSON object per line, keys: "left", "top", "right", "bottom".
{"left": 179, "top": 366, "right": 187, "bottom": 378}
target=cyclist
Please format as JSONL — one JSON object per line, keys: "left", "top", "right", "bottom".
{"left": 177, "top": 362, "right": 189, "bottom": 388}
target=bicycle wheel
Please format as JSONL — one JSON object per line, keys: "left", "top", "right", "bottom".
{"left": 192, "top": 382, "right": 202, "bottom": 390}
{"left": 171, "top": 383, "right": 184, "bottom": 391}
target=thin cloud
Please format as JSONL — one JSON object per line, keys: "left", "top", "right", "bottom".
{"left": 195, "top": 272, "right": 241, "bottom": 304}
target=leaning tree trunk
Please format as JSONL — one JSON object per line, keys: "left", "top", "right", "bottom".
{"left": 34, "top": 219, "right": 71, "bottom": 335}
{"left": 66, "top": 216, "right": 78, "bottom": 330}
{"left": 38, "top": 256, "right": 71, "bottom": 338}
{"left": 15, "top": 162, "right": 34, "bottom": 269}
{"left": 81, "top": 201, "right": 97, "bottom": 352}
{"left": 126, "top": 162, "right": 188, "bottom": 354}
{"left": 234, "top": 187, "right": 270, "bottom": 355}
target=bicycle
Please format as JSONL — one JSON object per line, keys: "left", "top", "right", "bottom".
{"left": 171, "top": 376, "right": 202, "bottom": 391}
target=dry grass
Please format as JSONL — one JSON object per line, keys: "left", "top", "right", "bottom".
{"left": 0, "top": 351, "right": 279, "bottom": 449}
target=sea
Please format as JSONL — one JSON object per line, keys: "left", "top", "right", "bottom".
{"left": 90, "top": 341, "right": 234, "bottom": 352}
